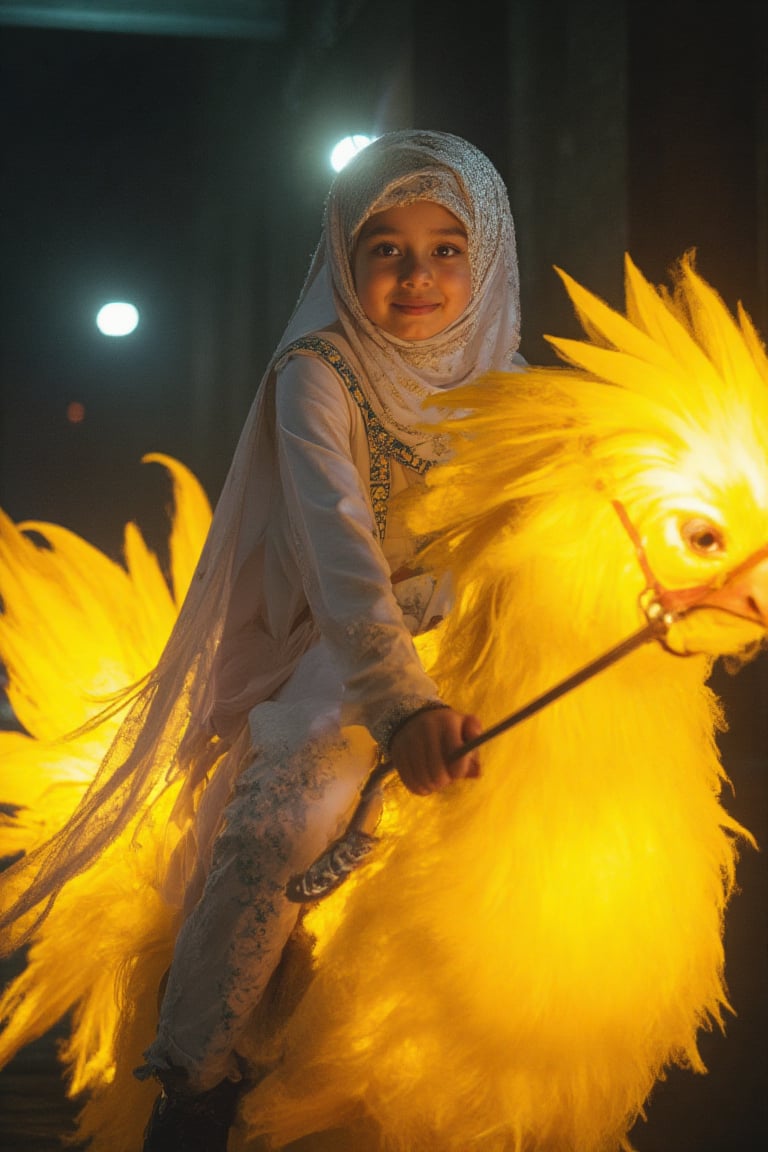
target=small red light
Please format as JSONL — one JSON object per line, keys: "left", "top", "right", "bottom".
{"left": 66, "top": 401, "right": 86, "bottom": 424}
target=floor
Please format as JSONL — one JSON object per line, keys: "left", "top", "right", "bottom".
{"left": 0, "top": 1026, "right": 81, "bottom": 1152}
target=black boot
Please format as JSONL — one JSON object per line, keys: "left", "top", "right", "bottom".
{"left": 142, "top": 1075, "right": 242, "bottom": 1152}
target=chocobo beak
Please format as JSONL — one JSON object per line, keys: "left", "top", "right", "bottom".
{"left": 695, "top": 551, "right": 768, "bottom": 627}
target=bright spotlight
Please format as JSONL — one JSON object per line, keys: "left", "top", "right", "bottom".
{"left": 330, "top": 134, "right": 376, "bottom": 172}
{"left": 96, "top": 301, "right": 140, "bottom": 337}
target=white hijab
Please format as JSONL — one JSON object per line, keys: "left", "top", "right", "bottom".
{"left": 0, "top": 131, "right": 522, "bottom": 949}
{"left": 278, "top": 129, "right": 521, "bottom": 456}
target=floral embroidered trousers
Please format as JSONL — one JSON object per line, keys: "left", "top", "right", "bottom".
{"left": 142, "top": 642, "right": 377, "bottom": 1093}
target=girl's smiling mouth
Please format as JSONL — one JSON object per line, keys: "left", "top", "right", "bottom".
{"left": 392, "top": 301, "right": 440, "bottom": 314}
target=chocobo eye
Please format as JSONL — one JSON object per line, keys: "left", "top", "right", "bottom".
{"left": 680, "top": 518, "right": 725, "bottom": 556}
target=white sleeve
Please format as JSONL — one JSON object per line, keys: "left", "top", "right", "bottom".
{"left": 274, "top": 354, "right": 441, "bottom": 740}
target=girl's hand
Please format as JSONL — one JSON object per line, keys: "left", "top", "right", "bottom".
{"left": 389, "top": 707, "right": 482, "bottom": 796}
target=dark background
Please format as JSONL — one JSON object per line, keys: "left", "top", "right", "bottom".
{"left": 0, "top": 1, "right": 767, "bottom": 1149}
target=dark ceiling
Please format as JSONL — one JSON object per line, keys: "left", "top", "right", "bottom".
{"left": 0, "top": 0, "right": 290, "bottom": 39}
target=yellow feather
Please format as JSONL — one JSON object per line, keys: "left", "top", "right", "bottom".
{"left": 0, "top": 458, "right": 211, "bottom": 1132}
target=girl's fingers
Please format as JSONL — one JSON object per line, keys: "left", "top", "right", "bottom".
{"left": 392, "top": 707, "right": 482, "bottom": 793}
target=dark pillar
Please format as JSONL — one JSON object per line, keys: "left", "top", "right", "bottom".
{"left": 627, "top": 0, "right": 768, "bottom": 325}
{"left": 505, "top": 0, "right": 629, "bottom": 361}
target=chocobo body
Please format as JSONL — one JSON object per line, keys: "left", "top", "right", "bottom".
{"left": 240, "top": 257, "right": 768, "bottom": 1151}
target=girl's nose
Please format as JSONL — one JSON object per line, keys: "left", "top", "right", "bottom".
{"left": 401, "top": 255, "right": 431, "bottom": 285}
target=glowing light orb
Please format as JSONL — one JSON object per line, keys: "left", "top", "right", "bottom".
{"left": 96, "top": 301, "right": 139, "bottom": 337}
{"left": 330, "top": 135, "right": 376, "bottom": 172}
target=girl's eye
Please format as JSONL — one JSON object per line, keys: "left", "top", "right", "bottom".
{"left": 681, "top": 517, "right": 725, "bottom": 556}
{"left": 372, "top": 242, "right": 400, "bottom": 257}
{"left": 435, "top": 244, "right": 462, "bottom": 257}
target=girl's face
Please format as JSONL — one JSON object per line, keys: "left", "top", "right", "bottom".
{"left": 352, "top": 200, "right": 471, "bottom": 341}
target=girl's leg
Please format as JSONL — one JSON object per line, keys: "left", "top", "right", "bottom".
{"left": 142, "top": 644, "right": 376, "bottom": 1093}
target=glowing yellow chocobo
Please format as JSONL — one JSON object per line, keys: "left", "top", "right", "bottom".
{"left": 1, "top": 256, "right": 768, "bottom": 1152}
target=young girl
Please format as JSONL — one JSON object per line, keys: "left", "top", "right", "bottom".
{"left": 0, "top": 130, "right": 523, "bottom": 1151}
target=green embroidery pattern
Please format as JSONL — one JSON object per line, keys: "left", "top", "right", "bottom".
{"left": 282, "top": 336, "right": 432, "bottom": 540}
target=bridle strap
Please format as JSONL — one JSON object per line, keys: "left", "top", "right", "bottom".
{"left": 611, "top": 498, "right": 768, "bottom": 614}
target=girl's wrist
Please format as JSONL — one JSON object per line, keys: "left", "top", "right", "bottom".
{"left": 380, "top": 699, "right": 450, "bottom": 755}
